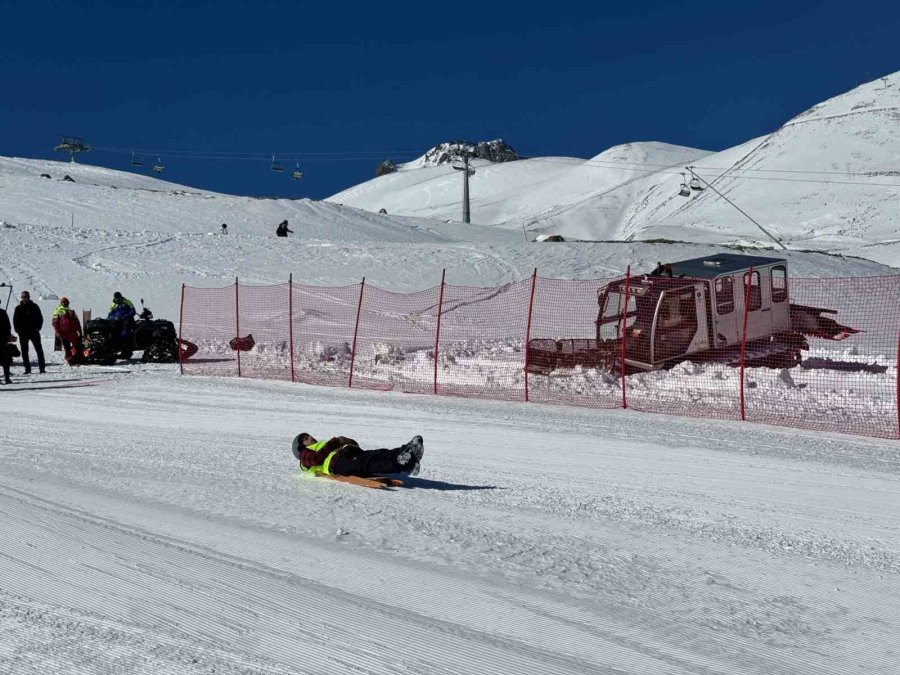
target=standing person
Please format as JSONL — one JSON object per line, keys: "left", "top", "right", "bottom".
{"left": 0, "top": 303, "right": 12, "bottom": 384}
{"left": 12, "top": 290, "right": 45, "bottom": 374}
{"left": 51, "top": 297, "right": 83, "bottom": 364}
{"left": 276, "top": 220, "right": 293, "bottom": 237}
{"left": 221, "top": 223, "right": 228, "bottom": 234}
{"left": 292, "top": 433, "right": 424, "bottom": 478}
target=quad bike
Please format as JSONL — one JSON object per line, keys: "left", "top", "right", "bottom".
{"left": 83, "top": 299, "right": 181, "bottom": 365}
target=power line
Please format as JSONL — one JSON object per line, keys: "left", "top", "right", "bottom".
{"left": 79, "top": 143, "right": 900, "bottom": 188}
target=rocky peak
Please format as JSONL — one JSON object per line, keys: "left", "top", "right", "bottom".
{"left": 415, "top": 139, "right": 521, "bottom": 167}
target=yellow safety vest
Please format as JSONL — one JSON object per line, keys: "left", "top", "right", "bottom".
{"left": 300, "top": 439, "right": 337, "bottom": 475}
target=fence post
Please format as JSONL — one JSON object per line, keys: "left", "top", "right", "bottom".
{"left": 235, "top": 277, "right": 241, "bottom": 378}
{"left": 739, "top": 266, "right": 754, "bottom": 421}
{"left": 433, "top": 269, "right": 446, "bottom": 395}
{"left": 289, "top": 274, "right": 296, "bottom": 383}
{"left": 348, "top": 277, "right": 365, "bottom": 389}
{"left": 620, "top": 265, "right": 631, "bottom": 409}
{"left": 178, "top": 283, "right": 185, "bottom": 375}
{"left": 524, "top": 268, "right": 537, "bottom": 402}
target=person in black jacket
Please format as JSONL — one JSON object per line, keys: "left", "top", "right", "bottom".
{"left": 13, "top": 290, "right": 45, "bottom": 374}
{"left": 0, "top": 304, "right": 12, "bottom": 384}
{"left": 275, "top": 220, "right": 293, "bottom": 237}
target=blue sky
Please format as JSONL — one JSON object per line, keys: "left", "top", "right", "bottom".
{"left": 3, "top": 0, "right": 897, "bottom": 199}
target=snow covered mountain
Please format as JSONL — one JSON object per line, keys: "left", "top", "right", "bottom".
{"left": 3, "top": 150, "right": 892, "bottom": 328}
{"left": 329, "top": 73, "right": 900, "bottom": 267}
{"left": 403, "top": 139, "right": 521, "bottom": 168}
{"left": 2, "top": 81, "right": 899, "bottom": 675}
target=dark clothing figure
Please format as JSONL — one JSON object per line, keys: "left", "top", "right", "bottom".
{"left": 276, "top": 220, "right": 293, "bottom": 237}
{"left": 221, "top": 223, "right": 228, "bottom": 234}
{"left": 0, "top": 308, "right": 12, "bottom": 384}
{"left": 292, "top": 434, "right": 423, "bottom": 478}
{"left": 13, "top": 294, "right": 45, "bottom": 374}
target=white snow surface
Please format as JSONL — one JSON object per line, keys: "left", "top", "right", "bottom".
{"left": 1, "top": 77, "right": 899, "bottom": 673}
{"left": 0, "top": 152, "right": 894, "bottom": 328}
{"left": 329, "top": 73, "right": 900, "bottom": 267}
{"left": 1, "top": 360, "right": 899, "bottom": 674}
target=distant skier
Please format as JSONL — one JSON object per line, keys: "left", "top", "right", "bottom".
{"left": 275, "top": 220, "right": 293, "bottom": 237}
{"left": 221, "top": 223, "right": 228, "bottom": 234}
{"left": 292, "top": 433, "right": 424, "bottom": 477}
{"left": 13, "top": 290, "right": 45, "bottom": 374}
{"left": 0, "top": 303, "right": 13, "bottom": 384}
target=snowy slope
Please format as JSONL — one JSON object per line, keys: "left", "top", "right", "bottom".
{"left": 328, "top": 73, "right": 900, "bottom": 266}
{"left": 1, "top": 86, "right": 899, "bottom": 675}
{"left": 2, "top": 153, "right": 892, "bottom": 330}
{"left": 1, "top": 368, "right": 898, "bottom": 674}
{"left": 328, "top": 141, "right": 711, "bottom": 231}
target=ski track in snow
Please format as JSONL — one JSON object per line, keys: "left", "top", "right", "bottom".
{"left": 1, "top": 356, "right": 899, "bottom": 674}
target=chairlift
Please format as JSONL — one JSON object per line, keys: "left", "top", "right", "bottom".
{"left": 130, "top": 149, "right": 144, "bottom": 167}
{"left": 271, "top": 152, "right": 284, "bottom": 173}
{"left": 291, "top": 161, "right": 303, "bottom": 181}
{"left": 689, "top": 175, "right": 704, "bottom": 191}
{"left": 678, "top": 173, "right": 691, "bottom": 197}
{"left": 152, "top": 156, "right": 164, "bottom": 174}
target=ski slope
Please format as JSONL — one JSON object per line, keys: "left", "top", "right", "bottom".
{"left": 2, "top": 364, "right": 898, "bottom": 674}
{"left": 1, "top": 73, "right": 899, "bottom": 674}
{"left": 0, "top": 152, "right": 894, "bottom": 329}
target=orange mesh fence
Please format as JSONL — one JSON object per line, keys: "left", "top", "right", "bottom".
{"left": 527, "top": 276, "right": 621, "bottom": 409}
{"left": 624, "top": 273, "right": 746, "bottom": 423}
{"left": 179, "top": 285, "right": 239, "bottom": 377}
{"left": 238, "top": 283, "right": 292, "bottom": 381}
{"left": 180, "top": 274, "right": 900, "bottom": 440}
{"left": 291, "top": 282, "right": 364, "bottom": 388}
{"left": 435, "top": 280, "right": 532, "bottom": 401}
{"left": 744, "top": 276, "right": 900, "bottom": 438}
{"left": 349, "top": 283, "right": 441, "bottom": 394}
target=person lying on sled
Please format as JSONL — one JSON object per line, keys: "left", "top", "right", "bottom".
{"left": 292, "top": 433, "right": 423, "bottom": 478}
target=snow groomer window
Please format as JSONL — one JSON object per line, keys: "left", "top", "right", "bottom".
{"left": 715, "top": 277, "right": 734, "bottom": 315}
{"left": 771, "top": 266, "right": 787, "bottom": 303}
{"left": 744, "top": 271, "right": 762, "bottom": 311}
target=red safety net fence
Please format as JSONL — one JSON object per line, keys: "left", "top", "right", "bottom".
{"left": 180, "top": 272, "right": 900, "bottom": 440}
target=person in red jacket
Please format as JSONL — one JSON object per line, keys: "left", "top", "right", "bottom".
{"left": 292, "top": 433, "right": 424, "bottom": 478}
{"left": 51, "top": 297, "right": 84, "bottom": 364}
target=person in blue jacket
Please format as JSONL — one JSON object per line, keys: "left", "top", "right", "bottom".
{"left": 108, "top": 291, "right": 137, "bottom": 344}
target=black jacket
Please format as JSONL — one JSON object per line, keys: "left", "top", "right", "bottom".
{"left": 0, "top": 308, "right": 10, "bottom": 365}
{"left": 13, "top": 301, "right": 43, "bottom": 335}
{"left": 0, "top": 308, "right": 10, "bottom": 343}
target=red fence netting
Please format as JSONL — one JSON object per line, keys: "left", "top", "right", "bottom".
{"left": 180, "top": 273, "right": 900, "bottom": 440}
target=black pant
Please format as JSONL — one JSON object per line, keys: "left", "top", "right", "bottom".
{"left": 19, "top": 332, "right": 45, "bottom": 373}
{"left": 330, "top": 447, "right": 408, "bottom": 477}
{"left": 61, "top": 336, "right": 84, "bottom": 364}
{"left": 1, "top": 354, "right": 10, "bottom": 383}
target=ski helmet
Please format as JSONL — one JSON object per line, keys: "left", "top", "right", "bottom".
{"left": 291, "top": 433, "right": 310, "bottom": 460}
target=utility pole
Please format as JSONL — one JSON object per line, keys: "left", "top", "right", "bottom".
{"left": 685, "top": 166, "right": 787, "bottom": 251}
{"left": 453, "top": 151, "right": 476, "bottom": 223}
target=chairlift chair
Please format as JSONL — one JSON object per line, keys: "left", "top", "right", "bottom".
{"left": 271, "top": 152, "right": 284, "bottom": 173}
{"left": 130, "top": 150, "right": 144, "bottom": 167}
{"left": 152, "top": 156, "right": 164, "bottom": 173}
{"left": 678, "top": 173, "right": 691, "bottom": 197}
{"left": 689, "top": 176, "right": 704, "bottom": 191}
{"left": 291, "top": 162, "right": 302, "bottom": 180}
